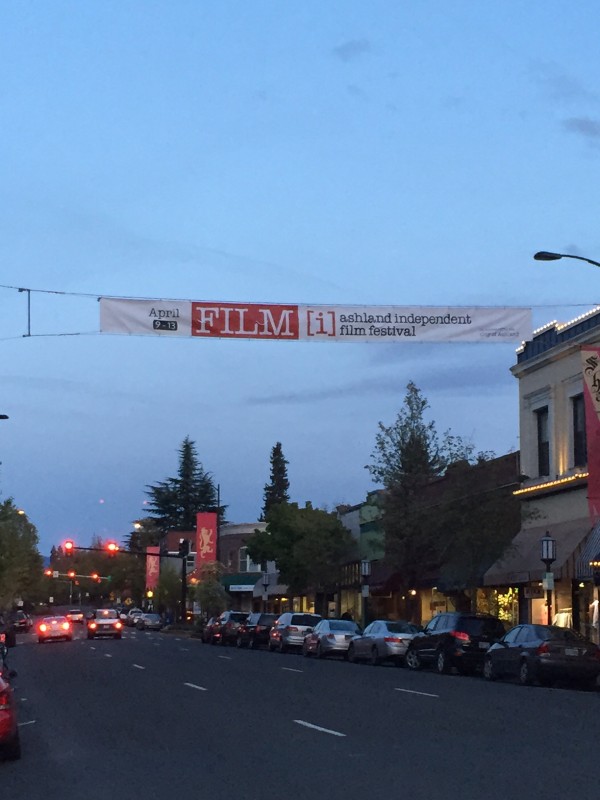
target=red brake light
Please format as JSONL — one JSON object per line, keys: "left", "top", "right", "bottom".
{"left": 450, "top": 630, "right": 470, "bottom": 642}
{"left": 327, "top": 633, "right": 336, "bottom": 640}
{"left": 537, "top": 642, "right": 550, "bottom": 655}
{"left": 0, "top": 690, "right": 11, "bottom": 710}
{"left": 384, "top": 636, "right": 402, "bottom": 643}
{"left": 89, "top": 622, "right": 97, "bottom": 630}
{"left": 62, "top": 622, "right": 70, "bottom": 631}
{"left": 116, "top": 622, "right": 122, "bottom": 629}
{"left": 39, "top": 623, "right": 47, "bottom": 632}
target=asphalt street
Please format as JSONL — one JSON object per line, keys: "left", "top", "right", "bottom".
{"left": 2, "top": 625, "right": 600, "bottom": 800}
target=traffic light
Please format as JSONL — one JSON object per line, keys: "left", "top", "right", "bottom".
{"left": 64, "top": 540, "right": 74, "bottom": 557}
{"left": 178, "top": 539, "right": 190, "bottom": 557}
{"left": 44, "top": 568, "right": 52, "bottom": 577}
{"left": 67, "top": 570, "right": 76, "bottom": 579}
{"left": 91, "top": 572, "right": 100, "bottom": 582}
{"left": 106, "top": 541, "right": 119, "bottom": 557}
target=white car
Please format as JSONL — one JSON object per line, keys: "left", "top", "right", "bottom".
{"left": 125, "top": 608, "right": 144, "bottom": 626}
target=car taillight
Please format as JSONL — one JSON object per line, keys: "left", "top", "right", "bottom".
{"left": 450, "top": 630, "right": 470, "bottom": 642}
{"left": 89, "top": 622, "right": 97, "bottom": 629}
{"left": 0, "top": 690, "right": 10, "bottom": 710}
{"left": 537, "top": 642, "right": 550, "bottom": 655}
{"left": 39, "top": 624, "right": 47, "bottom": 632}
{"left": 116, "top": 622, "right": 122, "bottom": 629}
{"left": 327, "top": 633, "right": 336, "bottom": 640}
{"left": 384, "top": 636, "right": 402, "bottom": 643}
{"left": 62, "top": 622, "right": 70, "bottom": 631}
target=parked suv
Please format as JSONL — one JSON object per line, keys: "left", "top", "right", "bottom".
{"left": 236, "top": 613, "right": 278, "bottom": 649}
{"left": 214, "top": 611, "right": 248, "bottom": 645}
{"left": 268, "top": 612, "right": 322, "bottom": 652}
{"left": 405, "top": 612, "right": 506, "bottom": 675}
{"left": 0, "top": 613, "right": 16, "bottom": 648}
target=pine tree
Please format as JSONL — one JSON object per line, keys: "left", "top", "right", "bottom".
{"left": 145, "top": 437, "right": 222, "bottom": 533}
{"left": 261, "top": 442, "right": 290, "bottom": 519}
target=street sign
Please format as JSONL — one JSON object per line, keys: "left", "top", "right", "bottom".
{"left": 542, "top": 572, "right": 555, "bottom": 590}
{"left": 49, "top": 596, "right": 54, "bottom": 603}
{"left": 53, "top": 571, "right": 59, "bottom": 578}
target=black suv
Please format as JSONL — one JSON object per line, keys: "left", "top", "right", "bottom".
{"left": 0, "top": 613, "right": 16, "bottom": 648}
{"left": 236, "top": 613, "right": 278, "bottom": 649}
{"left": 213, "top": 611, "right": 248, "bottom": 645}
{"left": 405, "top": 612, "right": 506, "bottom": 675}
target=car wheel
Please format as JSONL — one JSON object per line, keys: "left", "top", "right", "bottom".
{"left": 248, "top": 636, "right": 255, "bottom": 650}
{"left": 236, "top": 635, "right": 243, "bottom": 648}
{"left": 38, "top": 638, "right": 44, "bottom": 644}
{"left": 317, "top": 643, "right": 326, "bottom": 660}
{"left": 278, "top": 640, "right": 287, "bottom": 654}
{"left": 87, "top": 634, "right": 94, "bottom": 640}
{"left": 370, "top": 647, "right": 381, "bottom": 667}
{"left": 1, "top": 730, "right": 21, "bottom": 761}
{"left": 483, "top": 657, "right": 496, "bottom": 681}
{"left": 66, "top": 636, "right": 73, "bottom": 642}
{"left": 302, "top": 641, "right": 310, "bottom": 657}
{"left": 268, "top": 641, "right": 275, "bottom": 652}
{"left": 347, "top": 644, "right": 357, "bottom": 663}
{"left": 519, "top": 659, "right": 534, "bottom": 686}
{"left": 436, "top": 650, "right": 450, "bottom": 675}
{"left": 116, "top": 634, "right": 122, "bottom": 640}
{"left": 405, "top": 647, "right": 421, "bottom": 671}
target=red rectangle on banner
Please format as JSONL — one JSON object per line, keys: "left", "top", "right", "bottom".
{"left": 191, "top": 302, "right": 299, "bottom": 340}
{"left": 196, "top": 512, "right": 218, "bottom": 565}
{"left": 146, "top": 546, "right": 160, "bottom": 591}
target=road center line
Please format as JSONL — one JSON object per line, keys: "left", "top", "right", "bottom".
{"left": 218, "top": 655, "right": 232, "bottom": 660}
{"left": 18, "top": 720, "right": 36, "bottom": 727}
{"left": 133, "top": 664, "right": 146, "bottom": 670}
{"left": 184, "top": 682, "right": 207, "bottom": 691}
{"left": 104, "top": 653, "right": 112, "bottom": 658}
{"left": 282, "top": 667, "right": 303, "bottom": 673}
{"left": 293, "top": 720, "right": 346, "bottom": 737}
{"left": 395, "top": 687, "right": 439, "bottom": 698}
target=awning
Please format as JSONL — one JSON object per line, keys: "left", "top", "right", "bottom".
{"left": 221, "top": 573, "right": 261, "bottom": 592}
{"left": 483, "top": 518, "right": 594, "bottom": 586}
{"left": 251, "top": 573, "right": 289, "bottom": 598}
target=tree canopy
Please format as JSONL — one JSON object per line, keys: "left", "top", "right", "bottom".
{"left": 145, "top": 437, "right": 222, "bottom": 533}
{"left": 261, "top": 441, "right": 290, "bottom": 519}
{"left": 0, "top": 499, "right": 43, "bottom": 608}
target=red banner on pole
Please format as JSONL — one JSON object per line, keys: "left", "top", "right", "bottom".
{"left": 196, "top": 512, "right": 217, "bottom": 566}
{"left": 582, "top": 347, "right": 600, "bottom": 521}
{"left": 146, "top": 546, "right": 160, "bottom": 590}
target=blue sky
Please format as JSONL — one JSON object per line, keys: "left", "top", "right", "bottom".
{"left": 2, "top": 1, "right": 600, "bottom": 556}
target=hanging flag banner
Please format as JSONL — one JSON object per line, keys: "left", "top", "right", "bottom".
{"left": 99, "top": 297, "right": 531, "bottom": 343}
{"left": 196, "top": 512, "right": 218, "bottom": 566}
{"left": 582, "top": 347, "right": 600, "bottom": 521}
{"left": 145, "top": 546, "right": 160, "bottom": 591}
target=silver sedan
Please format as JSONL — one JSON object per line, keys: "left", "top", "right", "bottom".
{"left": 347, "top": 619, "right": 421, "bottom": 666}
{"left": 302, "top": 619, "right": 362, "bottom": 659}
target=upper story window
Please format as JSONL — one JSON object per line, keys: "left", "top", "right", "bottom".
{"left": 238, "top": 546, "right": 260, "bottom": 573}
{"left": 536, "top": 406, "right": 550, "bottom": 477}
{"left": 572, "top": 393, "right": 587, "bottom": 468}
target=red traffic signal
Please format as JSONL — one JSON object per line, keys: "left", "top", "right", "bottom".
{"left": 64, "top": 540, "right": 74, "bottom": 556}
{"left": 106, "top": 541, "right": 119, "bottom": 556}
{"left": 44, "top": 568, "right": 52, "bottom": 577}
{"left": 90, "top": 572, "right": 100, "bottom": 582}
{"left": 67, "top": 570, "right": 76, "bottom": 579}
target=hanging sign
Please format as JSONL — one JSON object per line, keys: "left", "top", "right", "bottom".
{"left": 100, "top": 298, "right": 531, "bottom": 344}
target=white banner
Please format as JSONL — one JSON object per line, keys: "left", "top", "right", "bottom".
{"left": 100, "top": 298, "right": 531, "bottom": 343}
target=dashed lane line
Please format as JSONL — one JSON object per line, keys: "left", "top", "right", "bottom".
{"left": 18, "top": 720, "right": 36, "bottom": 727}
{"left": 184, "top": 682, "right": 207, "bottom": 692}
{"left": 293, "top": 720, "right": 346, "bottom": 737}
{"left": 104, "top": 653, "right": 112, "bottom": 658}
{"left": 282, "top": 667, "right": 303, "bottom": 673}
{"left": 394, "top": 687, "right": 439, "bottom": 698}
{"left": 133, "top": 664, "right": 146, "bottom": 670}
{"left": 218, "top": 655, "right": 232, "bottom": 660}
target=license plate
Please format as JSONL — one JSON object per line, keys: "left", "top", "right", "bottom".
{"left": 479, "top": 642, "right": 489, "bottom": 649}
{"left": 565, "top": 647, "right": 578, "bottom": 657}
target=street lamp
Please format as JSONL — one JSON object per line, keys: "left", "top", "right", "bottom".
{"left": 360, "top": 559, "right": 371, "bottom": 630}
{"left": 540, "top": 532, "right": 556, "bottom": 626}
{"left": 534, "top": 251, "right": 600, "bottom": 269}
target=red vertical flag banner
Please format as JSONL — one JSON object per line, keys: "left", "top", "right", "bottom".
{"left": 196, "top": 512, "right": 217, "bottom": 567}
{"left": 582, "top": 347, "right": 600, "bottom": 521}
{"left": 146, "top": 546, "right": 160, "bottom": 591}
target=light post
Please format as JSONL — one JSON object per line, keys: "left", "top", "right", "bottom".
{"left": 360, "top": 559, "right": 371, "bottom": 630}
{"left": 540, "top": 532, "right": 556, "bottom": 626}
{"left": 262, "top": 570, "right": 269, "bottom": 613}
{"left": 534, "top": 251, "right": 600, "bottom": 269}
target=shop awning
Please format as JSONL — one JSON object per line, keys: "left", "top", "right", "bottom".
{"left": 483, "top": 518, "right": 594, "bottom": 586}
{"left": 251, "top": 574, "right": 289, "bottom": 597}
{"left": 221, "top": 573, "right": 261, "bottom": 592}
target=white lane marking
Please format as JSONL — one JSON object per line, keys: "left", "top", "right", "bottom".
{"left": 184, "top": 682, "right": 207, "bottom": 692}
{"left": 19, "top": 698, "right": 28, "bottom": 702}
{"left": 133, "top": 664, "right": 146, "bottom": 670}
{"left": 90, "top": 646, "right": 96, "bottom": 651}
{"left": 180, "top": 648, "right": 189, "bottom": 652}
{"left": 175, "top": 638, "right": 181, "bottom": 642}
{"left": 282, "top": 667, "right": 303, "bottom": 673}
{"left": 104, "top": 653, "right": 112, "bottom": 658}
{"left": 395, "top": 688, "right": 439, "bottom": 698}
{"left": 293, "top": 720, "right": 346, "bottom": 737}
{"left": 218, "top": 655, "right": 232, "bottom": 660}
{"left": 18, "top": 720, "right": 36, "bottom": 727}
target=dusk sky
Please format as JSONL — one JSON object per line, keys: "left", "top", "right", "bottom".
{"left": 2, "top": 2, "right": 600, "bottom": 556}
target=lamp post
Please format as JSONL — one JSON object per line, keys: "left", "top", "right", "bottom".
{"left": 540, "top": 532, "right": 556, "bottom": 626}
{"left": 360, "top": 559, "right": 371, "bottom": 630}
{"left": 262, "top": 570, "right": 269, "bottom": 613}
{"left": 534, "top": 251, "right": 600, "bottom": 269}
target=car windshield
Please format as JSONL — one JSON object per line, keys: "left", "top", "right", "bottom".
{"left": 329, "top": 620, "right": 360, "bottom": 632}
{"left": 538, "top": 626, "right": 585, "bottom": 642}
{"left": 384, "top": 621, "right": 420, "bottom": 634}
{"left": 458, "top": 617, "right": 505, "bottom": 637}
{"left": 96, "top": 610, "right": 118, "bottom": 619}
{"left": 258, "top": 614, "right": 277, "bottom": 624}
{"left": 144, "top": 614, "right": 161, "bottom": 622}
{"left": 229, "top": 613, "right": 248, "bottom": 622}
{"left": 44, "top": 617, "right": 67, "bottom": 624}
{"left": 291, "top": 615, "right": 321, "bottom": 626}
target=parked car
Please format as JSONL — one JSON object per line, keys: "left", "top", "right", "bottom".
{"left": 66, "top": 609, "right": 85, "bottom": 624}
{"left": 236, "top": 613, "right": 278, "bottom": 648}
{"left": 303, "top": 618, "right": 362, "bottom": 659}
{"left": 125, "top": 608, "right": 144, "bottom": 627}
{"left": 201, "top": 617, "right": 219, "bottom": 644}
{"left": 12, "top": 611, "right": 33, "bottom": 633}
{"left": 87, "top": 609, "right": 123, "bottom": 640}
{"left": 213, "top": 611, "right": 248, "bottom": 645}
{"left": 483, "top": 623, "right": 600, "bottom": 688}
{"left": 0, "top": 613, "right": 16, "bottom": 648}
{"left": 38, "top": 615, "right": 73, "bottom": 643}
{"left": 347, "top": 619, "right": 420, "bottom": 665}
{"left": 268, "top": 612, "right": 322, "bottom": 652}
{"left": 0, "top": 643, "right": 20, "bottom": 760}
{"left": 136, "top": 613, "right": 163, "bottom": 631}
{"left": 405, "top": 612, "right": 506, "bottom": 675}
